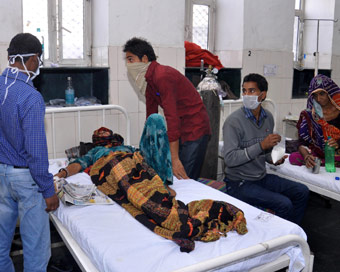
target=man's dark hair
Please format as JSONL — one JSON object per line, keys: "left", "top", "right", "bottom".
{"left": 7, "top": 33, "right": 42, "bottom": 63}
{"left": 123, "top": 37, "right": 157, "bottom": 61}
{"left": 243, "top": 73, "right": 268, "bottom": 92}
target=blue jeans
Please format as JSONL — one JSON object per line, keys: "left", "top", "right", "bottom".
{"left": 179, "top": 135, "right": 209, "bottom": 180}
{"left": 0, "top": 164, "right": 51, "bottom": 272}
{"left": 224, "top": 174, "right": 309, "bottom": 225}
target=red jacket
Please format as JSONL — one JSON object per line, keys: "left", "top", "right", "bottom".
{"left": 145, "top": 61, "right": 211, "bottom": 143}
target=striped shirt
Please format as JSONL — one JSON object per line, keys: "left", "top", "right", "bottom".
{"left": 244, "top": 106, "right": 267, "bottom": 126}
{"left": 0, "top": 68, "right": 54, "bottom": 198}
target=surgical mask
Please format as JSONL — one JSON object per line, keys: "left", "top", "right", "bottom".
{"left": 2, "top": 53, "right": 41, "bottom": 105}
{"left": 242, "top": 94, "right": 262, "bottom": 110}
{"left": 312, "top": 99, "right": 324, "bottom": 118}
{"left": 126, "top": 62, "right": 150, "bottom": 96}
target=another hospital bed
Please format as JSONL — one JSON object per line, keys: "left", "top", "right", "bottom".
{"left": 219, "top": 99, "right": 340, "bottom": 201}
{"left": 47, "top": 105, "right": 313, "bottom": 272}
{"left": 266, "top": 161, "right": 340, "bottom": 202}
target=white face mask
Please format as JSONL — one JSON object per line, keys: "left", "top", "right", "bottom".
{"left": 2, "top": 53, "right": 41, "bottom": 105}
{"left": 126, "top": 62, "right": 150, "bottom": 96}
{"left": 242, "top": 94, "right": 262, "bottom": 110}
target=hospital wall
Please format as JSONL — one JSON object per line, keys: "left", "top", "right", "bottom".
{"left": 1, "top": 0, "right": 340, "bottom": 156}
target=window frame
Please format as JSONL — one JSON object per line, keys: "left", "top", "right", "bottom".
{"left": 33, "top": 0, "right": 92, "bottom": 67}
{"left": 185, "top": 0, "right": 216, "bottom": 52}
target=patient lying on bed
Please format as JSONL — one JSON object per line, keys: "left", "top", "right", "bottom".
{"left": 54, "top": 114, "right": 248, "bottom": 252}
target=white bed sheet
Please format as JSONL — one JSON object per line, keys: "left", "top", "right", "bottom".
{"left": 219, "top": 140, "right": 340, "bottom": 200}
{"left": 266, "top": 159, "right": 340, "bottom": 197}
{"left": 49, "top": 159, "right": 307, "bottom": 272}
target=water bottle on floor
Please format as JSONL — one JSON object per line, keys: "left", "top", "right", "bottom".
{"left": 325, "top": 136, "right": 336, "bottom": 172}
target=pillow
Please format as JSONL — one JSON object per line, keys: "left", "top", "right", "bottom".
{"left": 65, "top": 142, "right": 94, "bottom": 160}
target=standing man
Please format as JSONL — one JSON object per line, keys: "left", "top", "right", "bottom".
{"left": 0, "top": 33, "right": 59, "bottom": 272}
{"left": 223, "top": 73, "right": 309, "bottom": 225}
{"left": 123, "top": 37, "right": 211, "bottom": 180}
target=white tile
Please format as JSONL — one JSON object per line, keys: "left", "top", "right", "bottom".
{"left": 101, "top": 47, "right": 109, "bottom": 67}
{"left": 119, "top": 112, "right": 140, "bottom": 147}
{"left": 109, "top": 80, "right": 119, "bottom": 104}
{"left": 291, "top": 100, "right": 307, "bottom": 116}
{"left": 153, "top": 47, "right": 160, "bottom": 60}
{"left": 117, "top": 46, "right": 128, "bottom": 81}
{"left": 242, "top": 50, "right": 257, "bottom": 75}
{"left": 91, "top": 47, "right": 101, "bottom": 67}
{"left": 138, "top": 99, "right": 146, "bottom": 113}
{"left": 176, "top": 47, "right": 185, "bottom": 74}
{"left": 109, "top": 46, "right": 118, "bottom": 81}
{"left": 138, "top": 112, "right": 146, "bottom": 139}
{"left": 158, "top": 47, "right": 177, "bottom": 68}
{"left": 118, "top": 80, "right": 139, "bottom": 113}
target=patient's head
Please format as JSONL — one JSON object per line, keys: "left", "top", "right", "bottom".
{"left": 92, "top": 127, "right": 124, "bottom": 147}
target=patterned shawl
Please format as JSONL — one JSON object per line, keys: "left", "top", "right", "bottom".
{"left": 92, "top": 127, "right": 124, "bottom": 148}
{"left": 297, "top": 74, "right": 340, "bottom": 157}
{"left": 90, "top": 151, "right": 247, "bottom": 252}
{"left": 139, "top": 114, "right": 173, "bottom": 185}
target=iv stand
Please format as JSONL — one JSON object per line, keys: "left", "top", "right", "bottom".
{"left": 303, "top": 18, "right": 338, "bottom": 76}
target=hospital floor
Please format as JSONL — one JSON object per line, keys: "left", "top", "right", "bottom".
{"left": 11, "top": 191, "right": 340, "bottom": 272}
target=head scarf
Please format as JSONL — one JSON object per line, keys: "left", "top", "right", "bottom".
{"left": 297, "top": 74, "right": 340, "bottom": 157}
{"left": 92, "top": 127, "right": 124, "bottom": 147}
{"left": 139, "top": 114, "right": 173, "bottom": 186}
{"left": 306, "top": 74, "right": 340, "bottom": 110}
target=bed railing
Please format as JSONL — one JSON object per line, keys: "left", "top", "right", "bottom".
{"left": 174, "top": 234, "right": 313, "bottom": 272}
{"left": 46, "top": 105, "right": 131, "bottom": 159}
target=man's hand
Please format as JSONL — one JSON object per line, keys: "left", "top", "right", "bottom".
{"left": 172, "top": 157, "right": 189, "bottom": 180}
{"left": 45, "top": 194, "right": 59, "bottom": 212}
{"left": 261, "top": 134, "right": 281, "bottom": 150}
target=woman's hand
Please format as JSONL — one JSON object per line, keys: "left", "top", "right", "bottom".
{"left": 327, "top": 137, "right": 339, "bottom": 149}
{"left": 304, "top": 153, "right": 316, "bottom": 168}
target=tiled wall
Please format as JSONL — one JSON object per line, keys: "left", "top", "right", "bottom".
{"left": 0, "top": 43, "right": 9, "bottom": 72}
{"left": 216, "top": 49, "right": 308, "bottom": 139}
{"left": 242, "top": 49, "right": 307, "bottom": 139}
{"left": 45, "top": 109, "right": 127, "bottom": 159}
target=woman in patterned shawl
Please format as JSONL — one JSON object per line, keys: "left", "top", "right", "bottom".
{"left": 289, "top": 74, "right": 340, "bottom": 168}
{"left": 57, "top": 116, "right": 173, "bottom": 190}
{"left": 55, "top": 114, "right": 247, "bottom": 252}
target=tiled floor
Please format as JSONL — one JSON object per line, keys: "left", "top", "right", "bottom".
{"left": 10, "top": 191, "right": 340, "bottom": 272}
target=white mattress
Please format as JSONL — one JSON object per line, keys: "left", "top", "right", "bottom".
{"left": 266, "top": 159, "right": 340, "bottom": 199}
{"left": 49, "top": 159, "right": 307, "bottom": 272}
{"left": 219, "top": 140, "right": 340, "bottom": 200}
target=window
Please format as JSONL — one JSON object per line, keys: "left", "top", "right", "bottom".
{"left": 185, "top": 0, "right": 216, "bottom": 51}
{"left": 293, "top": 0, "right": 303, "bottom": 64}
{"left": 23, "top": 0, "right": 91, "bottom": 66}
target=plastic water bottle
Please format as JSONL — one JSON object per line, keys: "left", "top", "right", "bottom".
{"left": 65, "top": 77, "right": 75, "bottom": 106}
{"left": 325, "top": 136, "right": 336, "bottom": 172}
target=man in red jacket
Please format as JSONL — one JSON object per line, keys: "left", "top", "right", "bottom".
{"left": 123, "top": 37, "right": 211, "bottom": 180}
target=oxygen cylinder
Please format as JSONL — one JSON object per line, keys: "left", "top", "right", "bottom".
{"left": 197, "top": 66, "right": 222, "bottom": 180}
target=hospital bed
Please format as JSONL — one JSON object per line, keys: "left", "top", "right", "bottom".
{"left": 219, "top": 99, "right": 340, "bottom": 201}
{"left": 47, "top": 104, "right": 313, "bottom": 272}
{"left": 266, "top": 161, "right": 340, "bottom": 202}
